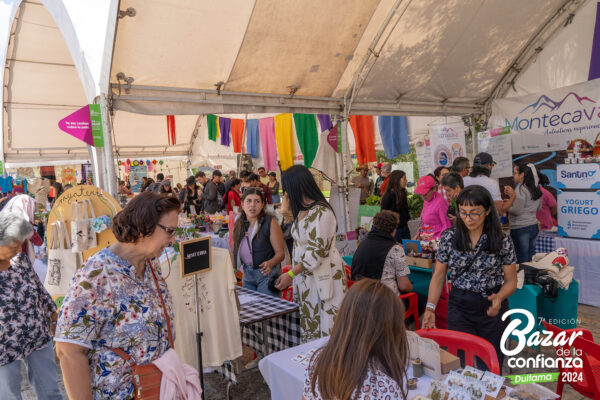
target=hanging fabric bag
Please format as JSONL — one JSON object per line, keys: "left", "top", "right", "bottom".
{"left": 45, "top": 221, "right": 78, "bottom": 296}
{"left": 71, "top": 200, "right": 89, "bottom": 253}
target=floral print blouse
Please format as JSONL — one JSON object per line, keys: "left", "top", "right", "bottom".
{"left": 55, "top": 248, "right": 174, "bottom": 399}
{"left": 0, "top": 253, "right": 56, "bottom": 366}
{"left": 436, "top": 228, "right": 517, "bottom": 294}
{"left": 304, "top": 358, "right": 404, "bottom": 399}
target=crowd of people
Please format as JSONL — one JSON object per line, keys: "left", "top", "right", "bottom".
{"left": 118, "top": 168, "right": 281, "bottom": 215}
{"left": 0, "top": 152, "right": 562, "bottom": 399}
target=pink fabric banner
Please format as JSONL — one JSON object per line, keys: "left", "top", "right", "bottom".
{"left": 58, "top": 105, "right": 94, "bottom": 145}
{"left": 259, "top": 117, "right": 277, "bottom": 171}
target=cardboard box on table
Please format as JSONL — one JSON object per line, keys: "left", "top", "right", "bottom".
{"left": 407, "top": 332, "right": 460, "bottom": 380}
{"left": 406, "top": 256, "right": 433, "bottom": 269}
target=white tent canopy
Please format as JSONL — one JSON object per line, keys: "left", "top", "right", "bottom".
{"left": 1, "top": 0, "right": 594, "bottom": 168}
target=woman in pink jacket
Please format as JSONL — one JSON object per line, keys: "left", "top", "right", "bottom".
{"left": 415, "top": 175, "right": 452, "bottom": 239}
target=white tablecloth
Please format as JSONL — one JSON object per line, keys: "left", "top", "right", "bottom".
{"left": 259, "top": 337, "right": 434, "bottom": 400}
{"left": 555, "top": 236, "right": 600, "bottom": 307}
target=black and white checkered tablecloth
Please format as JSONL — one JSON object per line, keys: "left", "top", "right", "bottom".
{"left": 218, "top": 287, "right": 301, "bottom": 383}
{"left": 536, "top": 231, "right": 557, "bottom": 254}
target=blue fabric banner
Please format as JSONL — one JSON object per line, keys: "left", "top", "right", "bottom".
{"left": 246, "top": 119, "right": 260, "bottom": 158}
{"left": 378, "top": 116, "right": 410, "bottom": 158}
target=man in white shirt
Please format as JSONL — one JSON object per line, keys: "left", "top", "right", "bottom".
{"left": 463, "top": 152, "right": 514, "bottom": 214}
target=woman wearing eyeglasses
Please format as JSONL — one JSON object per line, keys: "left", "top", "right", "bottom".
{"left": 422, "top": 185, "right": 517, "bottom": 370}
{"left": 55, "top": 192, "right": 180, "bottom": 399}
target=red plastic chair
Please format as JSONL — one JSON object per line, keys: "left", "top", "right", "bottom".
{"left": 281, "top": 265, "right": 294, "bottom": 302}
{"left": 344, "top": 265, "right": 356, "bottom": 288}
{"left": 416, "top": 329, "right": 500, "bottom": 374}
{"left": 236, "top": 270, "right": 243, "bottom": 287}
{"left": 542, "top": 321, "right": 600, "bottom": 399}
{"left": 399, "top": 292, "right": 420, "bottom": 330}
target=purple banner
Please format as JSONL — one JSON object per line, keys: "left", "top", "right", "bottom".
{"left": 589, "top": 2, "right": 600, "bottom": 80}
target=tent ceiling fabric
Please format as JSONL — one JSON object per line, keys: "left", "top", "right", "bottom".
{"left": 109, "top": 0, "right": 568, "bottom": 116}
{"left": 111, "top": 0, "right": 255, "bottom": 90}
{"left": 3, "top": 1, "right": 89, "bottom": 162}
{"left": 349, "top": 0, "right": 565, "bottom": 103}
{"left": 1, "top": 0, "right": 589, "bottom": 165}
{"left": 225, "top": 0, "right": 380, "bottom": 96}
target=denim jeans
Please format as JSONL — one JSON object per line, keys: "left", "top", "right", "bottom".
{"left": 243, "top": 265, "right": 282, "bottom": 297}
{"left": 510, "top": 224, "right": 539, "bottom": 264}
{"left": 0, "top": 342, "right": 63, "bottom": 400}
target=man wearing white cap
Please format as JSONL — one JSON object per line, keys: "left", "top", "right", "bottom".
{"left": 463, "top": 152, "right": 514, "bottom": 214}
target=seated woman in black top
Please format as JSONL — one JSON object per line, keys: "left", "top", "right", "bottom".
{"left": 380, "top": 170, "right": 410, "bottom": 242}
{"left": 351, "top": 210, "right": 412, "bottom": 295}
{"left": 232, "top": 188, "right": 285, "bottom": 297}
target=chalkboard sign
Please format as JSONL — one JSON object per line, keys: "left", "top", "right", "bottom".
{"left": 180, "top": 237, "right": 212, "bottom": 277}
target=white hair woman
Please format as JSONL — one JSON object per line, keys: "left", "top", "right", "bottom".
{"left": 0, "top": 212, "right": 62, "bottom": 399}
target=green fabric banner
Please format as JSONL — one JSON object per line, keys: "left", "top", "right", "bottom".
{"left": 293, "top": 113, "right": 319, "bottom": 167}
{"left": 88, "top": 104, "right": 104, "bottom": 147}
{"left": 207, "top": 114, "right": 218, "bottom": 142}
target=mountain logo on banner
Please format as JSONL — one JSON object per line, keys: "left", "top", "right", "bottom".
{"left": 58, "top": 104, "right": 104, "bottom": 147}
{"left": 327, "top": 123, "right": 342, "bottom": 153}
{"left": 519, "top": 92, "right": 596, "bottom": 114}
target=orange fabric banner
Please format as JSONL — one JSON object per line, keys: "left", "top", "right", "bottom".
{"left": 230, "top": 119, "right": 245, "bottom": 153}
{"left": 349, "top": 115, "right": 376, "bottom": 165}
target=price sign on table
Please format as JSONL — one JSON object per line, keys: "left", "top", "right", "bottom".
{"left": 180, "top": 236, "right": 212, "bottom": 277}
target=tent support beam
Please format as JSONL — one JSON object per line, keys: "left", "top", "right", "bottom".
{"left": 338, "top": 113, "right": 352, "bottom": 234}
{"left": 110, "top": 94, "right": 481, "bottom": 117}
{"left": 344, "top": 0, "right": 411, "bottom": 115}
{"left": 97, "top": 94, "right": 117, "bottom": 197}
{"left": 187, "top": 114, "right": 204, "bottom": 161}
{"left": 111, "top": 84, "right": 481, "bottom": 109}
{"left": 483, "top": 0, "right": 586, "bottom": 118}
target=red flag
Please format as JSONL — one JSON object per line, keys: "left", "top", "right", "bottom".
{"left": 167, "top": 115, "right": 176, "bottom": 145}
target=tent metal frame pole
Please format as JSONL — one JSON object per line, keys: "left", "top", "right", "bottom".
{"left": 98, "top": 94, "right": 117, "bottom": 197}
{"left": 339, "top": 115, "right": 352, "bottom": 234}
{"left": 187, "top": 114, "right": 204, "bottom": 161}
{"left": 112, "top": 95, "right": 481, "bottom": 117}
{"left": 88, "top": 145, "right": 104, "bottom": 190}
{"left": 111, "top": 84, "right": 481, "bottom": 108}
{"left": 343, "top": 0, "right": 410, "bottom": 114}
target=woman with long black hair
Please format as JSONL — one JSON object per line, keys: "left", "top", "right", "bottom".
{"left": 380, "top": 170, "right": 410, "bottom": 242}
{"left": 231, "top": 188, "right": 284, "bottom": 297}
{"left": 275, "top": 165, "right": 347, "bottom": 342}
{"left": 504, "top": 163, "right": 542, "bottom": 263}
{"left": 423, "top": 185, "right": 517, "bottom": 369}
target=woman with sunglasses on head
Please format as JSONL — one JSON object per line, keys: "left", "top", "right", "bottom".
{"left": 276, "top": 165, "right": 347, "bottom": 342}
{"left": 504, "top": 164, "right": 542, "bottom": 263}
{"left": 232, "top": 188, "right": 285, "bottom": 297}
{"left": 55, "top": 192, "right": 180, "bottom": 399}
{"left": 422, "top": 185, "right": 517, "bottom": 370}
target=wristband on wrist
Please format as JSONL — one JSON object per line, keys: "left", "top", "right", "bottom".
{"left": 287, "top": 269, "right": 295, "bottom": 279}
{"left": 426, "top": 302, "right": 437, "bottom": 312}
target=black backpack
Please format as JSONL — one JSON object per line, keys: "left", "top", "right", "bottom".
{"left": 519, "top": 264, "right": 559, "bottom": 298}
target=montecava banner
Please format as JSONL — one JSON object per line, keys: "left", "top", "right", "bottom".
{"left": 428, "top": 121, "right": 467, "bottom": 169}
{"left": 58, "top": 104, "right": 104, "bottom": 147}
{"left": 490, "top": 78, "right": 600, "bottom": 153}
